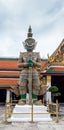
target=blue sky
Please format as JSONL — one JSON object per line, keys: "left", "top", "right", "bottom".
{"left": 0, "top": 0, "right": 64, "bottom": 58}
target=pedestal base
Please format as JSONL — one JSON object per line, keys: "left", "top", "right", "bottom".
{"left": 8, "top": 104, "right": 52, "bottom": 122}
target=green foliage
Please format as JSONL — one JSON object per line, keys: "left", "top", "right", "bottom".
{"left": 53, "top": 92, "right": 61, "bottom": 97}
{"left": 48, "top": 86, "right": 61, "bottom": 101}
{"left": 49, "top": 86, "right": 59, "bottom": 93}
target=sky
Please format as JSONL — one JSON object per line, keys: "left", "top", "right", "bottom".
{"left": 0, "top": 0, "right": 64, "bottom": 59}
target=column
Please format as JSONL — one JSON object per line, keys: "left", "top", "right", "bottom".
{"left": 6, "top": 89, "right": 10, "bottom": 103}
{"left": 5, "top": 89, "right": 11, "bottom": 120}
{"left": 46, "top": 75, "right": 51, "bottom": 102}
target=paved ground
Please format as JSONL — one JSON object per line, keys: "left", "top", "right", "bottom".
{"left": 0, "top": 106, "right": 64, "bottom": 130}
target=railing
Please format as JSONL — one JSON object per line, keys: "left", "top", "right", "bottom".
{"left": 48, "top": 100, "right": 59, "bottom": 123}
{"left": 59, "top": 103, "right": 64, "bottom": 116}
{"left": 5, "top": 99, "right": 59, "bottom": 123}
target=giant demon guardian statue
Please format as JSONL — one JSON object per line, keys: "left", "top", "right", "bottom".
{"left": 11, "top": 26, "right": 44, "bottom": 104}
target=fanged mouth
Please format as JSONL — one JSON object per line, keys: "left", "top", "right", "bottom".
{"left": 26, "top": 43, "right": 34, "bottom": 47}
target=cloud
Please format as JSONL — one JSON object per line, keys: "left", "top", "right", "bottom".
{"left": 0, "top": 0, "right": 64, "bottom": 58}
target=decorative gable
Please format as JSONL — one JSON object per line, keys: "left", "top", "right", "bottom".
{"left": 47, "top": 39, "right": 64, "bottom": 65}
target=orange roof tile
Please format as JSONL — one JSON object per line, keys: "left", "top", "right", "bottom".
{"left": 0, "top": 71, "right": 20, "bottom": 76}
{"left": 41, "top": 61, "right": 47, "bottom": 68}
{"left": 53, "top": 67, "right": 64, "bottom": 71}
{"left": 0, "top": 60, "right": 18, "bottom": 68}
{"left": 0, "top": 59, "right": 46, "bottom": 69}
{"left": 0, "top": 78, "right": 18, "bottom": 85}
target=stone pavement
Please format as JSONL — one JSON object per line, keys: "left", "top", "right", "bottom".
{"left": 0, "top": 106, "right": 64, "bottom": 130}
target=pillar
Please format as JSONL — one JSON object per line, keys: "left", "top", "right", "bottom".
{"left": 6, "top": 89, "right": 10, "bottom": 103}
{"left": 5, "top": 89, "right": 11, "bottom": 120}
{"left": 46, "top": 75, "right": 51, "bottom": 102}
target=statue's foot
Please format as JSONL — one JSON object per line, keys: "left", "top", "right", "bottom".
{"left": 18, "top": 99, "right": 25, "bottom": 105}
{"left": 10, "top": 85, "right": 20, "bottom": 96}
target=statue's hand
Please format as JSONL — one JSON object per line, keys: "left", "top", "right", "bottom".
{"left": 27, "top": 58, "right": 33, "bottom": 67}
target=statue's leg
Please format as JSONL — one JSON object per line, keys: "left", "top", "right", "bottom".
{"left": 32, "top": 93, "right": 37, "bottom": 103}
{"left": 32, "top": 69, "right": 41, "bottom": 103}
{"left": 21, "top": 94, "right": 26, "bottom": 103}
{"left": 19, "top": 69, "right": 27, "bottom": 104}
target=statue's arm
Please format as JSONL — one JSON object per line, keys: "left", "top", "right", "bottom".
{"left": 18, "top": 62, "right": 27, "bottom": 68}
{"left": 18, "top": 53, "right": 27, "bottom": 68}
{"left": 33, "top": 60, "right": 41, "bottom": 67}
{"left": 33, "top": 53, "right": 41, "bottom": 67}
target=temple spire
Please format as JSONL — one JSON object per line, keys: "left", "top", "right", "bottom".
{"left": 27, "top": 25, "right": 33, "bottom": 38}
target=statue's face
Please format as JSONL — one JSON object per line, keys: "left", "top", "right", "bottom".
{"left": 23, "top": 38, "right": 36, "bottom": 52}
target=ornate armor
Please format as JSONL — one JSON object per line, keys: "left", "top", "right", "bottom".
{"left": 18, "top": 52, "right": 41, "bottom": 95}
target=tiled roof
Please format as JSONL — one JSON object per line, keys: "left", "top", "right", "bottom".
{"left": 1, "top": 58, "right": 64, "bottom": 86}
{"left": 0, "top": 58, "right": 46, "bottom": 69}
{"left": 0, "top": 59, "right": 18, "bottom": 69}
{"left": 0, "top": 78, "right": 18, "bottom": 86}
{"left": 53, "top": 67, "right": 64, "bottom": 71}
{"left": 41, "top": 61, "right": 47, "bottom": 68}
{"left": 0, "top": 58, "right": 46, "bottom": 87}
{"left": 0, "top": 58, "right": 19, "bottom": 86}
{"left": 0, "top": 71, "right": 20, "bottom": 78}
{"left": 46, "top": 66, "right": 64, "bottom": 74}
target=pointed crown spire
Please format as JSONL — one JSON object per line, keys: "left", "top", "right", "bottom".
{"left": 27, "top": 25, "right": 33, "bottom": 38}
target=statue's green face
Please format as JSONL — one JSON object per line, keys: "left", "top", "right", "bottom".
{"left": 23, "top": 38, "right": 36, "bottom": 52}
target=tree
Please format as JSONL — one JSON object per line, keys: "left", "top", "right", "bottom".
{"left": 48, "top": 86, "right": 61, "bottom": 102}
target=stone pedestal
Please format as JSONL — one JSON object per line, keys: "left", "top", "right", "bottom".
{"left": 8, "top": 104, "right": 52, "bottom": 122}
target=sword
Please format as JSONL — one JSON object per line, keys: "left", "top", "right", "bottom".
{"left": 28, "top": 66, "right": 32, "bottom": 105}
{"left": 27, "top": 58, "right": 33, "bottom": 105}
